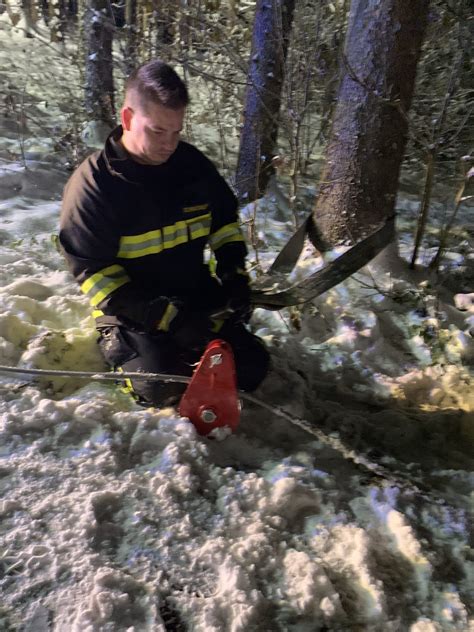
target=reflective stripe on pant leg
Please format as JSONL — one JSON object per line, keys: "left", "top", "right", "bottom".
{"left": 117, "top": 366, "right": 136, "bottom": 397}
{"left": 112, "top": 329, "right": 192, "bottom": 407}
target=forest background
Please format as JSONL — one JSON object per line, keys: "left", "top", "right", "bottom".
{"left": 1, "top": 0, "right": 472, "bottom": 278}
{"left": 0, "top": 1, "right": 474, "bottom": 631}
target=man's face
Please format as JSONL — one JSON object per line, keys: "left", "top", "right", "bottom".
{"left": 121, "top": 100, "right": 185, "bottom": 166}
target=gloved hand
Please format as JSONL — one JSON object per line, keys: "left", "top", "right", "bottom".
{"left": 154, "top": 298, "right": 212, "bottom": 349}
{"left": 173, "top": 311, "right": 213, "bottom": 350}
{"left": 153, "top": 298, "right": 184, "bottom": 333}
{"left": 219, "top": 270, "right": 252, "bottom": 324}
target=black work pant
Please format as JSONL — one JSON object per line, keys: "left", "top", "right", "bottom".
{"left": 97, "top": 322, "right": 270, "bottom": 407}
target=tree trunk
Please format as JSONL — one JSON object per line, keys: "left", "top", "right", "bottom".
{"left": 310, "top": 0, "right": 429, "bottom": 251}
{"left": 5, "top": 0, "right": 22, "bottom": 27}
{"left": 235, "top": 0, "right": 295, "bottom": 204}
{"left": 84, "top": 0, "right": 115, "bottom": 127}
{"left": 124, "top": 0, "right": 138, "bottom": 75}
{"left": 49, "top": 0, "right": 69, "bottom": 42}
{"left": 153, "top": 0, "right": 175, "bottom": 54}
{"left": 21, "top": 0, "right": 39, "bottom": 36}
{"left": 40, "top": 0, "right": 49, "bottom": 25}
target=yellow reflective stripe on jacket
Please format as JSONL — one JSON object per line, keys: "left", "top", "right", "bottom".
{"left": 118, "top": 228, "right": 163, "bottom": 258}
{"left": 163, "top": 220, "right": 188, "bottom": 249}
{"left": 209, "top": 222, "right": 245, "bottom": 252}
{"left": 187, "top": 213, "right": 211, "bottom": 240}
{"left": 80, "top": 264, "right": 130, "bottom": 307}
{"left": 117, "top": 214, "right": 211, "bottom": 260}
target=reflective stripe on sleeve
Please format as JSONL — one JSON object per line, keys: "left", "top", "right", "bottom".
{"left": 118, "top": 228, "right": 164, "bottom": 258}
{"left": 80, "top": 264, "right": 130, "bottom": 307}
{"left": 209, "top": 222, "right": 245, "bottom": 252}
{"left": 117, "top": 214, "right": 211, "bottom": 259}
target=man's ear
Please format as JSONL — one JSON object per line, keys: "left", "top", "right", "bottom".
{"left": 121, "top": 106, "right": 134, "bottom": 131}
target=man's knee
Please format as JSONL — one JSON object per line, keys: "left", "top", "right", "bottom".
{"left": 97, "top": 326, "right": 189, "bottom": 408}
{"left": 97, "top": 326, "right": 138, "bottom": 367}
{"left": 127, "top": 378, "right": 186, "bottom": 408}
{"left": 222, "top": 325, "right": 270, "bottom": 392}
{"left": 97, "top": 323, "right": 270, "bottom": 405}
{"left": 238, "top": 338, "right": 270, "bottom": 391}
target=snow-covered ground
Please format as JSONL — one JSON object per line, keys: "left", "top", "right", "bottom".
{"left": 1, "top": 16, "right": 473, "bottom": 632}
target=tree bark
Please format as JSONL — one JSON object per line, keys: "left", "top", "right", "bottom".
{"left": 124, "top": 0, "right": 138, "bottom": 75}
{"left": 153, "top": 0, "right": 175, "bottom": 55}
{"left": 311, "top": 0, "right": 429, "bottom": 250}
{"left": 21, "top": 0, "right": 39, "bottom": 36}
{"left": 235, "top": 0, "right": 295, "bottom": 204}
{"left": 40, "top": 0, "right": 49, "bottom": 25}
{"left": 84, "top": 0, "right": 115, "bottom": 127}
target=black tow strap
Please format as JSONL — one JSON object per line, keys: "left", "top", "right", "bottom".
{"left": 251, "top": 214, "right": 396, "bottom": 309}
{"left": 268, "top": 214, "right": 312, "bottom": 275}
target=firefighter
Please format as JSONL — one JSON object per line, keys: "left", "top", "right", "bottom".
{"left": 59, "top": 60, "right": 270, "bottom": 406}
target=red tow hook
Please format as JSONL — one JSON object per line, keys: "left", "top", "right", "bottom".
{"left": 179, "top": 339, "right": 240, "bottom": 436}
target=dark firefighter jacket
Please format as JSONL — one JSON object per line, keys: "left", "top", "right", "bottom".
{"left": 59, "top": 126, "right": 248, "bottom": 332}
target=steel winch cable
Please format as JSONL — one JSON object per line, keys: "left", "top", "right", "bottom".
{"left": 0, "top": 364, "right": 191, "bottom": 385}
{"left": 0, "top": 363, "right": 455, "bottom": 508}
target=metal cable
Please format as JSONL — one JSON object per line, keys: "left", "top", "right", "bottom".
{"left": 0, "top": 363, "right": 456, "bottom": 508}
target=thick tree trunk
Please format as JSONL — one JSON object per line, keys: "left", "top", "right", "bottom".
{"left": 311, "top": 0, "right": 429, "bottom": 250}
{"left": 84, "top": 0, "right": 115, "bottom": 127}
{"left": 235, "top": 0, "right": 295, "bottom": 204}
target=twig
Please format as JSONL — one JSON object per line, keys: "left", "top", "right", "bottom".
{"left": 429, "top": 161, "right": 473, "bottom": 270}
{"left": 410, "top": 46, "right": 464, "bottom": 268}
{"left": 410, "top": 151, "right": 435, "bottom": 268}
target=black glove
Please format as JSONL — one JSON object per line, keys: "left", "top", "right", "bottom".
{"left": 173, "top": 312, "right": 213, "bottom": 350}
{"left": 219, "top": 270, "right": 252, "bottom": 324}
{"left": 154, "top": 298, "right": 212, "bottom": 349}
{"left": 144, "top": 297, "right": 182, "bottom": 333}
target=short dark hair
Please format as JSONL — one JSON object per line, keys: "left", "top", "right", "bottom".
{"left": 125, "top": 60, "right": 189, "bottom": 110}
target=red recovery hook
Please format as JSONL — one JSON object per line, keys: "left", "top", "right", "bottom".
{"left": 179, "top": 339, "right": 240, "bottom": 436}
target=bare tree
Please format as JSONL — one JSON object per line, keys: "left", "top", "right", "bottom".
{"left": 21, "top": 0, "right": 39, "bottom": 37}
{"left": 310, "top": 0, "right": 429, "bottom": 251}
{"left": 123, "top": 0, "right": 138, "bottom": 75}
{"left": 84, "top": 0, "right": 116, "bottom": 127}
{"left": 235, "top": 0, "right": 295, "bottom": 204}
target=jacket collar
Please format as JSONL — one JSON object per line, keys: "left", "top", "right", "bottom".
{"left": 103, "top": 125, "right": 180, "bottom": 184}
{"left": 103, "top": 125, "right": 143, "bottom": 183}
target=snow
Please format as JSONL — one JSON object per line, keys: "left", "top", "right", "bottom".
{"left": 1, "top": 17, "right": 473, "bottom": 632}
